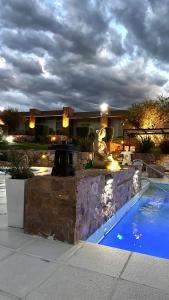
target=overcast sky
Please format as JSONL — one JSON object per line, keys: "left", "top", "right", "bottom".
{"left": 0, "top": 0, "right": 169, "bottom": 111}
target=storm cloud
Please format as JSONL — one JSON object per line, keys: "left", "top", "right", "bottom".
{"left": 0, "top": 0, "right": 169, "bottom": 111}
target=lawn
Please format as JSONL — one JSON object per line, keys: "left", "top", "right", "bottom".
{"left": 0, "top": 142, "right": 50, "bottom": 150}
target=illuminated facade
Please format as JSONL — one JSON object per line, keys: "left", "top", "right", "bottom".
{"left": 17, "top": 108, "right": 127, "bottom": 138}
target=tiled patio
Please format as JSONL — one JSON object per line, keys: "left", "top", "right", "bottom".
{"left": 0, "top": 228, "right": 168, "bottom": 299}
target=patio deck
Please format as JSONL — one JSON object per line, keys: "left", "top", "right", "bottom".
{"left": 0, "top": 229, "right": 168, "bottom": 299}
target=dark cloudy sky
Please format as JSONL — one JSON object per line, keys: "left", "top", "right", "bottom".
{"left": 0, "top": 0, "right": 169, "bottom": 111}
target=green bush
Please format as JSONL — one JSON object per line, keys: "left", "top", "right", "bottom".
{"left": 7, "top": 151, "right": 34, "bottom": 179}
{"left": 136, "top": 137, "right": 155, "bottom": 153}
{"left": 159, "top": 140, "right": 169, "bottom": 154}
{"left": 8, "top": 167, "right": 34, "bottom": 179}
{"left": 0, "top": 141, "right": 9, "bottom": 149}
{"left": 72, "top": 136, "right": 94, "bottom": 152}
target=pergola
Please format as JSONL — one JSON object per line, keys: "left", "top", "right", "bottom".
{"left": 123, "top": 128, "right": 169, "bottom": 150}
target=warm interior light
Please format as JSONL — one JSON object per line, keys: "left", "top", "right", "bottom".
{"left": 62, "top": 117, "right": 69, "bottom": 128}
{"left": 107, "top": 158, "right": 121, "bottom": 171}
{"left": 6, "top": 135, "right": 14, "bottom": 143}
{"left": 62, "top": 107, "right": 70, "bottom": 128}
{"left": 29, "top": 116, "right": 36, "bottom": 129}
{"left": 41, "top": 154, "right": 47, "bottom": 159}
{"left": 51, "top": 136, "right": 57, "bottom": 142}
{"left": 0, "top": 119, "right": 5, "bottom": 125}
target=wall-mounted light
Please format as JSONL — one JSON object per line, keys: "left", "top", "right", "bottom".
{"left": 100, "top": 103, "right": 109, "bottom": 128}
{"left": 62, "top": 107, "right": 70, "bottom": 128}
{"left": 62, "top": 117, "right": 69, "bottom": 128}
{"left": 29, "top": 116, "right": 36, "bottom": 129}
{"left": 100, "top": 103, "right": 108, "bottom": 115}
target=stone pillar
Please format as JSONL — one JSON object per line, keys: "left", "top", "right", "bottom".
{"left": 24, "top": 176, "right": 77, "bottom": 243}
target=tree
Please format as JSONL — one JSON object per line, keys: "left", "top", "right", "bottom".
{"left": 125, "top": 97, "right": 169, "bottom": 129}
{"left": 125, "top": 97, "right": 169, "bottom": 144}
{"left": 0, "top": 108, "right": 25, "bottom": 134}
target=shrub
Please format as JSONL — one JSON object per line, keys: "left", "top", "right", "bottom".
{"left": 136, "top": 137, "right": 155, "bottom": 153}
{"left": 8, "top": 167, "right": 34, "bottom": 179}
{"left": 7, "top": 151, "right": 34, "bottom": 179}
{"left": 72, "top": 136, "right": 94, "bottom": 152}
{"left": 159, "top": 140, "right": 169, "bottom": 154}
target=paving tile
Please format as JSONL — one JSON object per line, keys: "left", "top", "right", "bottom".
{"left": 26, "top": 264, "right": 117, "bottom": 300}
{"left": 0, "top": 245, "right": 14, "bottom": 261}
{"left": 0, "top": 252, "right": 57, "bottom": 298}
{"left": 19, "top": 237, "right": 73, "bottom": 261}
{"left": 66, "top": 243, "right": 130, "bottom": 277}
{"left": 111, "top": 279, "right": 169, "bottom": 300}
{"left": 0, "top": 229, "right": 34, "bottom": 249}
{"left": 122, "top": 252, "right": 169, "bottom": 292}
{"left": 0, "top": 216, "right": 8, "bottom": 228}
{"left": 0, "top": 293, "right": 18, "bottom": 300}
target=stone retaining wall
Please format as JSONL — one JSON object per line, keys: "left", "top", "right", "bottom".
{"left": 1, "top": 149, "right": 168, "bottom": 170}
{"left": 156, "top": 154, "right": 169, "bottom": 170}
{"left": 132, "top": 153, "right": 156, "bottom": 164}
{"left": 0, "top": 150, "right": 92, "bottom": 170}
{"left": 24, "top": 167, "right": 141, "bottom": 244}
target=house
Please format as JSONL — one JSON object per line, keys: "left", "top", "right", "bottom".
{"left": 18, "top": 107, "right": 127, "bottom": 140}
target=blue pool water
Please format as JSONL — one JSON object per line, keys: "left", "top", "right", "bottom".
{"left": 99, "top": 186, "right": 169, "bottom": 259}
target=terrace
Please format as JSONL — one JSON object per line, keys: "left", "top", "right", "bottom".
{"left": 0, "top": 102, "right": 168, "bottom": 299}
{"left": 0, "top": 156, "right": 168, "bottom": 299}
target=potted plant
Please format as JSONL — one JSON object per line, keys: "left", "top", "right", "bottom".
{"left": 5, "top": 151, "right": 34, "bottom": 228}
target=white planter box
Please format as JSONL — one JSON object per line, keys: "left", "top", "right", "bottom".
{"left": 5, "top": 178, "right": 26, "bottom": 228}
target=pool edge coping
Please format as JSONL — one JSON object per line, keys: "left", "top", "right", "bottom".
{"left": 87, "top": 182, "right": 150, "bottom": 244}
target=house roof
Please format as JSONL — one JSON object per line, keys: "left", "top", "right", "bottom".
{"left": 21, "top": 109, "right": 63, "bottom": 117}
{"left": 22, "top": 109, "right": 127, "bottom": 119}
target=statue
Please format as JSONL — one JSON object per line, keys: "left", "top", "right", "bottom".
{"left": 93, "top": 128, "right": 111, "bottom": 168}
{"left": 93, "top": 128, "right": 107, "bottom": 156}
{"left": 121, "top": 150, "right": 133, "bottom": 166}
{"left": 93, "top": 127, "right": 121, "bottom": 171}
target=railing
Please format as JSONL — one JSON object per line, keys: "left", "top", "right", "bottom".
{"left": 133, "top": 159, "right": 169, "bottom": 181}
{"left": 133, "top": 159, "right": 169, "bottom": 193}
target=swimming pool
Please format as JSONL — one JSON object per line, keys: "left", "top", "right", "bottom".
{"left": 99, "top": 185, "right": 169, "bottom": 259}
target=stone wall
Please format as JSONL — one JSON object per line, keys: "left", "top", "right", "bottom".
{"left": 24, "top": 167, "right": 141, "bottom": 244}
{"left": 24, "top": 175, "right": 77, "bottom": 243}
{"left": 0, "top": 150, "right": 55, "bottom": 168}
{"left": 156, "top": 154, "right": 169, "bottom": 170}
{"left": 75, "top": 167, "right": 140, "bottom": 241}
{"left": 132, "top": 153, "right": 156, "bottom": 165}
{"left": 0, "top": 150, "right": 92, "bottom": 170}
